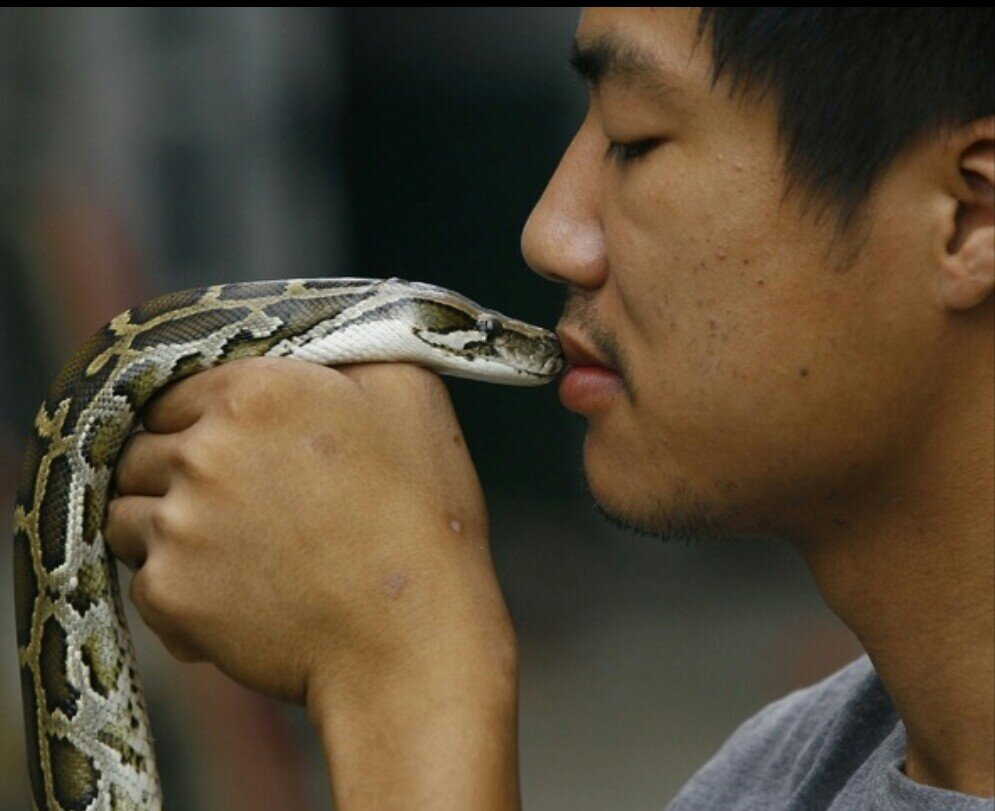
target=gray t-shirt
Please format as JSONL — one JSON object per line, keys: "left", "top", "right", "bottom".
{"left": 667, "top": 656, "right": 994, "bottom": 810}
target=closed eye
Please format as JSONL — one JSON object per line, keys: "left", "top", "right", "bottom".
{"left": 605, "top": 138, "right": 663, "bottom": 166}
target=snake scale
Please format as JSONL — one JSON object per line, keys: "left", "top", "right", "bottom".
{"left": 12, "top": 277, "right": 563, "bottom": 810}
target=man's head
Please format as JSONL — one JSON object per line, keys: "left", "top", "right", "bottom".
{"left": 522, "top": 8, "right": 994, "bottom": 543}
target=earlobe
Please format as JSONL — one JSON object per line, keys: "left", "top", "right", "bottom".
{"left": 937, "top": 117, "right": 994, "bottom": 312}
{"left": 938, "top": 225, "right": 994, "bottom": 310}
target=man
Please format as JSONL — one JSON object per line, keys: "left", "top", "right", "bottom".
{"left": 105, "top": 7, "right": 994, "bottom": 809}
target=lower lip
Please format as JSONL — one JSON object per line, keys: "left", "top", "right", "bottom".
{"left": 558, "top": 366, "right": 624, "bottom": 413}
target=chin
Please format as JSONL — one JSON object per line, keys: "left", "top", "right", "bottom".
{"left": 586, "top": 475, "right": 737, "bottom": 543}
{"left": 582, "top": 446, "right": 735, "bottom": 545}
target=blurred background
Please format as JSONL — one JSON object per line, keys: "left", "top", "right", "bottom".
{"left": 0, "top": 8, "right": 863, "bottom": 809}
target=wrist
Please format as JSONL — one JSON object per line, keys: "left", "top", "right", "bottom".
{"left": 308, "top": 627, "right": 520, "bottom": 810}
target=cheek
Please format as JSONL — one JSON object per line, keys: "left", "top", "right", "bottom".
{"left": 611, "top": 209, "right": 793, "bottom": 403}
{"left": 606, "top": 224, "right": 872, "bottom": 490}
{"left": 617, "top": 249, "right": 937, "bottom": 523}
{"left": 607, "top": 143, "right": 794, "bottom": 344}
{"left": 591, "top": 124, "right": 950, "bottom": 523}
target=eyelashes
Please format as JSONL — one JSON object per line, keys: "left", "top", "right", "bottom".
{"left": 605, "top": 138, "right": 664, "bottom": 166}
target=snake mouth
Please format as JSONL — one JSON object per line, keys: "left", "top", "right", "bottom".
{"left": 541, "top": 353, "right": 565, "bottom": 376}
{"left": 495, "top": 332, "right": 564, "bottom": 379}
{"left": 518, "top": 349, "right": 565, "bottom": 378}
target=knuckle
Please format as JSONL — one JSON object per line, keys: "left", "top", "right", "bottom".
{"left": 150, "top": 497, "right": 202, "bottom": 551}
{"left": 170, "top": 440, "right": 206, "bottom": 481}
{"left": 131, "top": 558, "right": 183, "bottom": 626}
{"left": 149, "top": 500, "right": 185, "bottom": 542}
{"left": 216, "top": 361, "right": 287, "bottom": 420}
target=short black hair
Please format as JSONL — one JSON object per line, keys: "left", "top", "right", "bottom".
{"left": 696, "top": 8, "right": 994, "bottom": 236}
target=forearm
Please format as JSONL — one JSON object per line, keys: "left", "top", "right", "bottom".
{"left": 309, "top": 632, "right": 521, "bottom": 810}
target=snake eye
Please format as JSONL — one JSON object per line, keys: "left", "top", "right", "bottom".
{"left": 478, "top": 317, "right": 502, "bottom": 336}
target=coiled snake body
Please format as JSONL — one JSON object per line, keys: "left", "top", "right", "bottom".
{"left": 12, "top": 277, "right": 563, "bottom": 810}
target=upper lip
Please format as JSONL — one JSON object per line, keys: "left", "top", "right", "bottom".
{"left": 556, "top": 327, "right": 616, "bottom": 370}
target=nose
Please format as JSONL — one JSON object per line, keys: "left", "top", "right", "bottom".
{"left": 521, "top": 119, "right": 608, "bottom": 290}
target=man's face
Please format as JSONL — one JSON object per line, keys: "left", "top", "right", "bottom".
{"left": 522, "top": 8, "right": 946, "bottom": 541}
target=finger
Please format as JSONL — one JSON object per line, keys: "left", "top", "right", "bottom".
{"left": 114, "top": 430, "right": 177, "bottom": 497}
{"left": 142, "top": 373, "right": 212, "bottom": 434}
{"left": 141, "top": 357, "right": 295, "bottom": 433}
{"left": 104, "top": 495, "right": 158, "bottom": 569}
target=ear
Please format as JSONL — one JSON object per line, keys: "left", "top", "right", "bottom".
{"left": 938, "top": 116, "right": 994, "bottom": 311}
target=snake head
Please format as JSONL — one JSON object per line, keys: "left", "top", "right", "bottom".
{"left": 386, "top": 279, "right": 564, "bottom": 385}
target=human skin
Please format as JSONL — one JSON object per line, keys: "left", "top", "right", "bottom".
{"left": 106, "top": 360, "right": 520, "bottom": 810}
{"left": 105, "top": 6, "right": 994, "bottom": 806}
{"left": 523, "top": 8, "right": 994, "bottom": 796}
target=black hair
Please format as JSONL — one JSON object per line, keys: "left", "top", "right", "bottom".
{"left": 696, "top": 8, "right": 994, "bottom": 235}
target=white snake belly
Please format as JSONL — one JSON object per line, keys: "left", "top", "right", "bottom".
{"left": 12, "top": 277, "right": 562, "bottom": 810}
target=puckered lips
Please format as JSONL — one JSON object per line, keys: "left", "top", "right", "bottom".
{"left": 556, "top": 328, "right": 625, "bottom": 414}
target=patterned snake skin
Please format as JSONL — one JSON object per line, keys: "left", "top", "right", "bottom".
{"left": 12, "top": 277, "right": 563, "bottom": 810}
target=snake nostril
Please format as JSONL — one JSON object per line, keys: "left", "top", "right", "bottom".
{"left": 479, "top": 318, "right": 503, "bottom": 336}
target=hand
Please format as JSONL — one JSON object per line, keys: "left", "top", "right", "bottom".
{"left": 104, "top": 358, "right": 521, "bottom": 808}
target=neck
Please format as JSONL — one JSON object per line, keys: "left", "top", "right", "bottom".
{"left": 795, "top": 319, "right": 994, "bottom": 798}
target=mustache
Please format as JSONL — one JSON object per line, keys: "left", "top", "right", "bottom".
{"left": 558, "top": 290, "right": 634, "bottom": 398}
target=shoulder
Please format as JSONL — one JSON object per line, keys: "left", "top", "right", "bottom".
{"left": 666, "top": 656, "right": 899, "bottom": 811}
{"left": 733, "top": 655, "right": 892, "bottom": 749}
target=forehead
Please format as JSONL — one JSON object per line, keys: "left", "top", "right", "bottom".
{"left": 576, "top": 7, "right": 711, "bottom": 89}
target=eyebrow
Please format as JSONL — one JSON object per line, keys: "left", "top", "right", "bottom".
{"left": 569, "top": 33, "right": 685, "bottom": 102}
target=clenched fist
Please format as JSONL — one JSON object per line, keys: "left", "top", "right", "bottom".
{"left": 104, "top": 357, "right": 520, "bottom": 809}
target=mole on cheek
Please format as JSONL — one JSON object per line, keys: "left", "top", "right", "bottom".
{"left": 383, "top": 571, "right": 408, "bottom": 599}
{"left": 799, "top": 368, "right": 810, "bottom": 379}
{"left": 308, "top": 432, "right": 339, "bottom": 459}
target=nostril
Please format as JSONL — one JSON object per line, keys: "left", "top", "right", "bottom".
{"left": 479, "top": 318, "right": 503, "bottom": 336}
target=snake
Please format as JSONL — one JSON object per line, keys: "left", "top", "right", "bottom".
{"left": 12, "top": 277, "right": 563, "bottom": 810}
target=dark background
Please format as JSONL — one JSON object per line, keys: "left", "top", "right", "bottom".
{"left": 0, "top": 9, "right": 862, "bottom": 809}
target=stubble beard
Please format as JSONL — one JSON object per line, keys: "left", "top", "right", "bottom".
{"left": 562, "top": 289, "right": 737, "bottom": 545}
{"left": 584, "top": 471, "right": 735, "bottom": 546}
